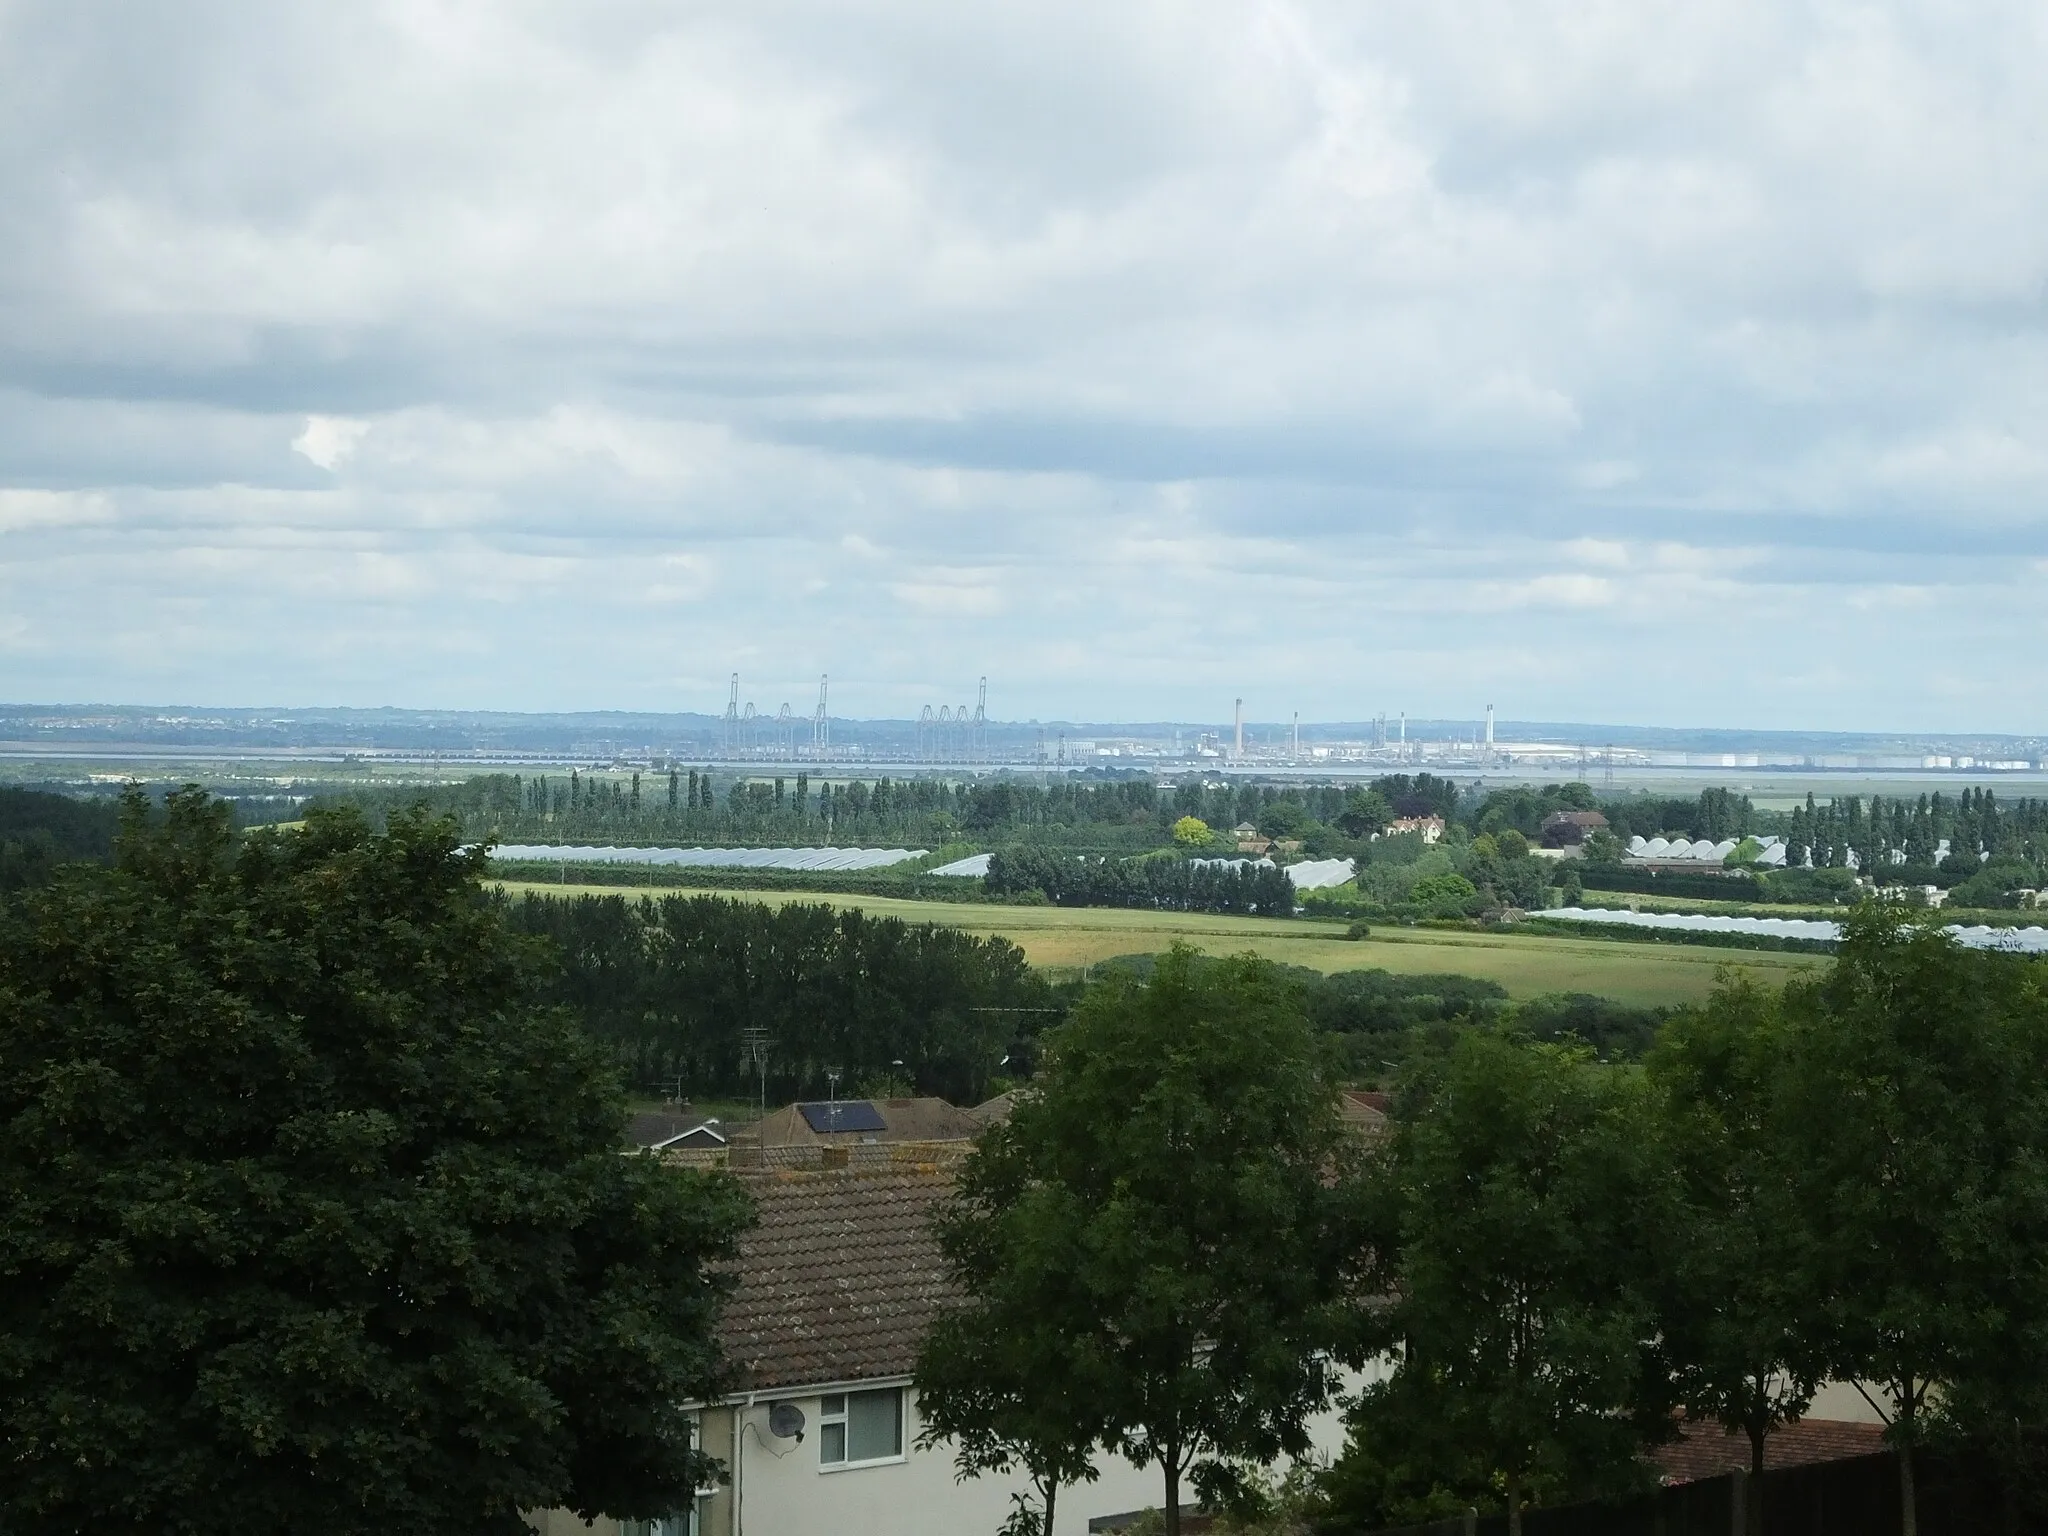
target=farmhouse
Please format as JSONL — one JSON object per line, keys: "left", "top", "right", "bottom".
{"left": 1539, "top": 809, "right": 1608, "bottom": 847}
{"left": 1385, "top": 814, "right": 1445, "bottom": 843}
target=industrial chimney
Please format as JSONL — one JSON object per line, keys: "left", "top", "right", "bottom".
{"left": 1234, "top": 698, "right": 1244, "bottom": 760}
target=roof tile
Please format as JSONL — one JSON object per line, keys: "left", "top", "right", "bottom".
{"left": 719, "top": 1164, "right": 959, "bottom": 1393}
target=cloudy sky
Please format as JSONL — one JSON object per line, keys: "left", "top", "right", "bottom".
{"left": 2, "top": 2, "right": 2045, "bottom": 730}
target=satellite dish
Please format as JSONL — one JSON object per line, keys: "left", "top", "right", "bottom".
{"left": 767, "top": 1401, "right": 806, "bottom": 1442}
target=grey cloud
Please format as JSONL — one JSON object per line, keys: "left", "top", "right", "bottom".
{"left": 0, "top": 1, "right": 2044, "bottom": 726}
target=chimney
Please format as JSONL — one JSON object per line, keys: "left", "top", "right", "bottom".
{"left": 1486, "top": 704, "right": 1495, "bottom": 751}
{"left": 1234, "top": 698, "right": 1243, "bottom": 760}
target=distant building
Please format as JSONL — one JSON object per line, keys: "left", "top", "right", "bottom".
{"left": 624, "top": 1108, "right": 728, "bottom": 1153}
{"left": 1540, "top": 809, "right": 1608, "bottom": 848}
{"left": 748, "top": 1096, "right": 984, "bottom": 1150}
{"left": 1386, "top": 815, "right": 1445, "bottom": 844}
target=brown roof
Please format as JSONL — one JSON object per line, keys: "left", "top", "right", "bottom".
{"left": 718, "top": 1164, "right": 959, "bottom": 1393}
{"left": 1655, "top": 1419, "right": 1887, "bottom": 1485}
{"left": 969, "top": 1088, "right": 1026, "bottom": 1126}
{"left": 752, "top": 1096, "right": 983, "bottom": 1148}
{"left": 1340, "top": 1089, "right": 1391, "bottom": 1136}
{"left": 1542, "top": 810, "right": 1609, "bottom": 829}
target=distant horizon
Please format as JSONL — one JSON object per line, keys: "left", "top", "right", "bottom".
{"left": 3, "top": 9, "right": 2045, "bottom": 733}
{"left": 2, "top": 700, "right": 2041, "bottom": 753}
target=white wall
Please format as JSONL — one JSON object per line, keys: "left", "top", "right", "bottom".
{"left": 719, "top": 1368, "right": 1382, "bottom": 1536}
{"left": 1805, "top": 1378, "right": 1894, "bottom": 1426}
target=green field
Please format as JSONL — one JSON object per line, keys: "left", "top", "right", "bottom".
{"left": 493, "top": 881, "right": 1823, "bottom": 1007}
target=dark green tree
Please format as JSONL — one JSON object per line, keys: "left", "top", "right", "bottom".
{"left": 916, "top": 1131, "right": 1105, "bottom": 1536}
{"left": 0, "top": 789, "right": 752, "bottom": 1536}
{"left": 1778, "top": 908, "right": 2048, "bottom": 1536}
{"left": 953, "top": 945, "right": 1356, "bottom": 1536}
{"left": 1647, "top": 977, "right": 1825, "bottom": 1534}
{"left": 1335, "top": 789, "right": 1393, "bottom": 839}
{"left": 1338, "top": 1031, "right": 1672, "bottom": 1536}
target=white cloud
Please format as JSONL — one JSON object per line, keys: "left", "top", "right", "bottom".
{"left": 0, "top": 2, "right": 2044, "bottom": 727}
{"left": 291, "top": 416, "right": 370, "bottom": 472}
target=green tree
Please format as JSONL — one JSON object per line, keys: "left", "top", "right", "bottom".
{"left": 917, "top": 1105, "right": 1105, "bottom": 1536}
{"left": 1778, "top": 908, "right": 2048, "bottom": 1536}
{"left": 1172, "top": 815, "right": 1213, "bottom": 847}
{"left": 1257, "top": 799, "right": 1309, "bottom": 839}
{"left": 1647, "top": 978, "right": 1824, "bottom": 1534}
{"left": 0, "top": 790, "right": 753, "bottom": 1536}
{"left": 1407, "top": 871, "right": 1478, "bottom": 917}
{"left": 1338, "top": 1032, "right": 1672, "bottom": 1536}
{"left": 1580, "top": 828, "right": 1623, "bottom": 867}
{"left": 956, "top": 946, "right": 1356, "bottom": 1536}
{"left": 1335, "top": 789, "right": 1393, "bottom": 840}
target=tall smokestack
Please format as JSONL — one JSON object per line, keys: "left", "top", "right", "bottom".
{"left": 1486, "top": 704, "right": 1495, "bottom": 750}
{"left": 1234, "top": 698, "right": 1244, "bottom": 760}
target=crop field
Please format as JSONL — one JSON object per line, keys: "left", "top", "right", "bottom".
{"left": 493, "top": 880, "right": 1824, "bottom": 1007}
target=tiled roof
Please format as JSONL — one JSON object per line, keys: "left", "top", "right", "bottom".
{"left": 752, "top": 1096, "right": 983, "bottom": 1148}
{"left": 719, "top": 1164, "right": 959, "bottom": 1393}
{"left": 1339, "top": 1090, "right": 1391, "bottom": 1137}
{"left": 1655, "top": 1418, "right": 1887, "bottom": 1485}
{"left": 969, "top": 1089, "right": 1026, "bottom": 1126}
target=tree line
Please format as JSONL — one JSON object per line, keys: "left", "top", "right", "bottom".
{"left": 919, "top": 918, "right": 2048, "bottom": 1536}
{"left": 324, "top": 771, "right": 1183, "bottom": 851}
{"left": 983, "top": 846, "right": 1297, "bottom": 915}
{"left": 0, "top": 787, "right": 121, "bottom": 892}
{"left": 500, "top": 891, "right": 1052, "bottom": 1105}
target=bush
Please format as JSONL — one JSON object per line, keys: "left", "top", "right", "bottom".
{"left": 1949, "top": 861, "right": 2041, "bottom": 910}
{"left": 1409, "top": 872, "right": 1481, "bottom": 918}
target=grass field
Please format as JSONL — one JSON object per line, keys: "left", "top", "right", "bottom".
{"left": 494, "top": 881, "right": 1824, "bottom": 1007}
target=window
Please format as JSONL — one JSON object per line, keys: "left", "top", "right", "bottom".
{"left": 818, "top": 1388, "right": 904, "bottom": 1467}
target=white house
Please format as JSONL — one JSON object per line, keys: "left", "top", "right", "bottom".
{"left": 529, "top": 1161, "right": 1367, "bottom": 1536}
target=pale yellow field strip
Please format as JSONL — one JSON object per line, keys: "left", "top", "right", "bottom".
{"left": 492, "top": 881, "right": 1823, "bottom": 1007}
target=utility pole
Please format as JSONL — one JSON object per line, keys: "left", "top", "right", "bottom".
{"left": 740, "top": 1024, "right": 771, "bottom": 1121}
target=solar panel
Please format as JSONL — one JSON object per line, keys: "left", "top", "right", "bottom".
{"left": 799, "top": 1100, "right": 888, "bottom": 1134}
